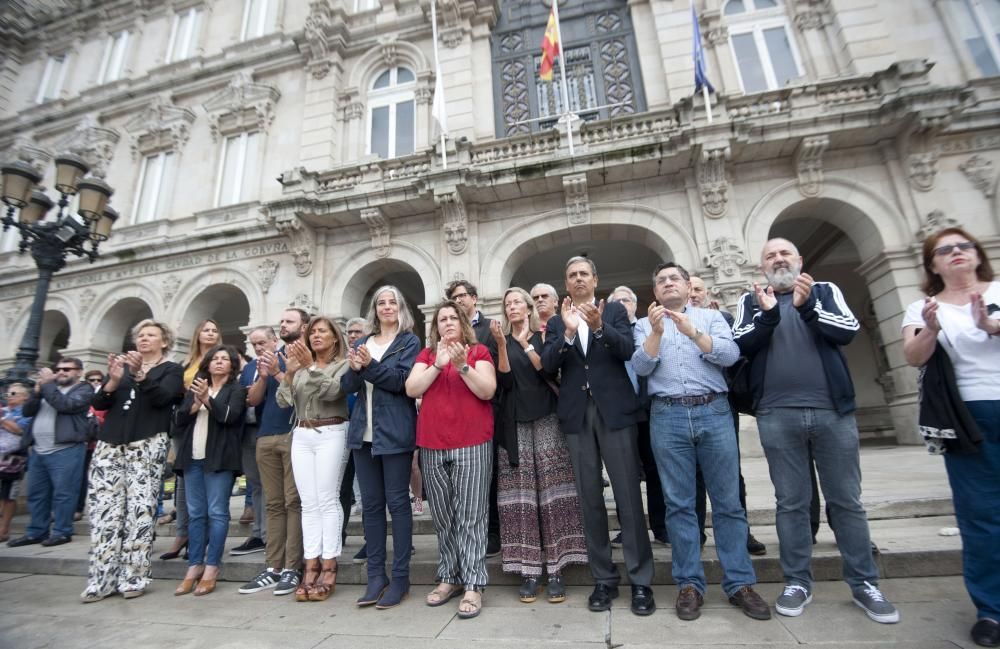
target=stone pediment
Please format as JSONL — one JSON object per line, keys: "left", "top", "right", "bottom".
{"left": 202, "top": 71, "right": 280, "bottom": 141}
{"left": 54, "top": 115, "right": 120, "bottom": 178}
{"left": 124, "top": 95, "right": 196, "bottom": 159}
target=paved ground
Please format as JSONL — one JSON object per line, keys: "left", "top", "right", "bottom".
{"left": 0, "top": 573, "right": 982, "bottom": 649}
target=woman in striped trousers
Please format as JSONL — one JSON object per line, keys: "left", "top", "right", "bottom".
{"left": 405, "top": 301, "right": 496, "bottom": 619}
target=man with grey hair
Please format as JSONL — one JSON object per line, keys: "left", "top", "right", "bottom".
{"left": 542, "top": 256, "right": 656, "bottom": 616}
{"left": 531, "top": 283, "right": 560, "bottom": 332}
{"left": 733, "top": 238, "right": 897, "bottom": 624}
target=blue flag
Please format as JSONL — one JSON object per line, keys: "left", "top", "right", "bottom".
{"left": 692, "top": 4, "right": 715, "bottom": 94}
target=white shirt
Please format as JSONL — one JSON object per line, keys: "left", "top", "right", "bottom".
{"left": 363, "top": 337, "right": 393, "bottom": 443}
{"left": 564, "top": 302, "right": 593, "bottom": 356}
{"left": 902, "top": 281, "right": 1000, "bottom": 401}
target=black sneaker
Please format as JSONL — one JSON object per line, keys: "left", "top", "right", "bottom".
{"left": 273, "top": 569, "right": 301, "bottom": 596}
{"left": 230, "top": 537, "right": 266, "bottom": 556}
{"left": 353, "top": 543, "right": 368, "bottom": 564}
{"left": 746, "top": 534, "right": 767, "bottom": 556}
{"left": 238, "top": 568, "right": 280, "bottom": 594}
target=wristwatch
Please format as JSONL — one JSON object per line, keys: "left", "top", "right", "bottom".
{"left": 692, "top": 327, "right": 704, "bottom": 340}
{"left": 460, "top": 364, "right": 471, "bottom": 375}
{"left": 524, "top": 344, "right": 535, "bottom": 354}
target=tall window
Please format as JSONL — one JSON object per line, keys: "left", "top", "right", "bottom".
{"left": 97, "top": 31, "right": 130, "bottom": 84}
{"left": 166, "top": 7, "right": 202, "bottom": 63}
{"left": 955, "top": 0, "right": 1000, "bottom": 75}
{"left": 353, "top": 0, "right": 378, "bottom": 10}
{"left": 36, "top": 55, "right": 68, "bottom": 104}
{"left": 491, "top": 0, "right": 645, "bottom": 136}
{"left": 215, "top": 132, "right": 260, "bottom": 206}
{"left": 724, "top": 0, "right": 803, "bottom": 93}
{"left": 367, "top": 67, "right": 415, "bottom": 159}
{"left": 241, "top": 0, "right": 278, "bottom": 41}
{"left": 132, "top": 151, "right": 177, "bottom": 223}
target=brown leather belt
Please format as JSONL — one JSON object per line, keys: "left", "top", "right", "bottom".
{"left": 653, "top": 393, "right": 723, "bottom": 407}
{"left": 298, "top": 417, "right": 346, "bottom": 428}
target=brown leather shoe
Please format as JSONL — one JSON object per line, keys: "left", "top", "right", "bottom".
{"left": 239, "top": 506, "right": 254, "bottom": 525}
{"left": 728, "top": 585, "right": 772, "bottom": 620}
{"left": 675, "top": 585, "right": 704, "bottom": 621}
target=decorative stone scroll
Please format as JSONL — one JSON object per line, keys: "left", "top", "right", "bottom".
{"left": 55, "top": 115, "right": 120, "bottom": 178}
{"left": 563, "top": 173, "right": 590, "bottom": 226}
{"left": 704, "top": 237, "right": 747, "bottom": 283}
{"left": 697, "top": 143, "right": 731, "bottom": 218}
{"left": 274, "top": 213, "right": 316, "bottom": 277}
{"left": 124, "top": 95, "right": 196, "bottom": 159}
{"left": 916, "top": 209, "right": 960, "bottom": 241}
{"left": 289, "top": 293, "right": 318, "bottom": 314}
{"left": 360, "top": 207, "right": 391, "bottom": 258}
{"left": 161, "top": 274, "right": 182, "bottom": 307}
{"left": 3, "top": 135, "right": 52, "bottom": 175}
{"left": 256, "top": 259, "right": 278, "bottom": 293}
{"left": 302, "top": 0, "right": 335, "bottom": 79}
{"left": 959, "top": 154, "right": 996, "bottom": 198}
{"left": 435, "top": 190, "right": 468, "bottom": 255}
{"left": 794, "top": 135, "right": 828, "bottom": 198}
{"left": 202, "top": 71, "right": 280, "bottom": 142}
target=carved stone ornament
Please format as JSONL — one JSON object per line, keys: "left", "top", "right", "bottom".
{"left": 704, "top": 237, "right": 748, "bottom": 283}
{"left": 441, "top": 27, "right": 464, "bottom": 49}
{"left": 3, "top": 135, "right": 52, "bottom": 174}
{"left": 794, "top": 10, "right": 826, "bottom": 31}
{"left": 54, "top": 115, "right": 121, "bottom": 179}
{"left": 302, "top": 0, "right": 334, "bottom": 79}
{"left": 794, "top": 135, "right": 829, "bottom": 198}
{"left": 360, "top": 207, "right": 391, "bottom": 258}
{"left": 202, "top": 71, "right": 280, "bottom": 142}
{"left": 436, "top": 190, "right": 468, "bottom": 255}
{"left": 78, "top": 288, "right": 97, "bottom": 316}
{"left": 562, "top": 173, "right": 590, "bottom": 226}
{"left": 917, "top": 209, "right": 960, "bottom": 241}
{"left": 290, "top": 293, "right": 318, "bottom": 314}
{"left": 4, "top": 301, "right": 24, "bottom": 332}
{"left": 705, "top": 26, "right": 728, "bottom": 47}
{"left": 124, "top": 95, "right": 196, "bottom": 159}
{"left": 162, "top": 274, "right": 182, "bottom": 307}
{"left": 256, "top": 258, "right": 279, "bottom": 293}
{"left": 908, "top": 151, "right": 938, "bottom": 192}
{"left": 274, "top": 214, "right": 316, "bottom": 277}
{"left": 709, "top": 283, "right": 750, "bottom": 311}
{"left": 697, "top": 144, "right": 731, "bottom": 219}
{"left": 379, "top": 36, "right": 398, "bottom": 68}
{"left": 345, "top": 101, "right": 365, "bottom": 121}
{"left": 959, "top": 154, "right": 997, "bottom": 198}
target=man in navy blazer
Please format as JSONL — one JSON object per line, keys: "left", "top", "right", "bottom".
{"left": 541, "top": 256, "right": 655, "bottom": 616}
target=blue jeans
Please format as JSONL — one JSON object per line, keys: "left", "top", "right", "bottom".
{"left": 353, "top": 446, "right": 413, "bottom": 580}
{"left": 184, "top": 460, "right": 234, "bottom": 567}
{"left": 946, "top": 400, "right": 1000, "bottom": 620}
{"left": 756, "top": 407, "right": 878, "bottom": 591}
{"left": 26, "top": 445, "right": 86, "bottom": 539}
{"left": 650, "top": 397, "right": 755, "bottom": 596}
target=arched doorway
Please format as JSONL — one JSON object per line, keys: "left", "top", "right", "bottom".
{"left": 352, "top": 263, "right": 427, "bottom": 347}
{"left": 91, "top": 298, "right": 154, "bottom": 354}
{"left": 39, "top": 310, "right": 71, "bottom": 365}
{"left": 769, "top": 204, "right": 894, "bottom": 439}
{"left": 177, "top": 284, "right": 252, "bottom": 357}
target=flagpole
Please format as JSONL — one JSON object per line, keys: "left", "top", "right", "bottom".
{"left": 431, "top": 0, "right": 447, "bottom": 169}
{"left": 550, "top": 0, "right": 575, "bottom": 156}
{"left": 703, "top": 85, "right": 713, "bottom": 124}
{"left": 691, "top": 0, "right": 713, "bottom": 124}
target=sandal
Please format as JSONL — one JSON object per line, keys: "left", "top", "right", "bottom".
{"left": 296, "top": 559, "right": 320, "bottom": 602}
{"left": 457, "top": 591, "right": 483, "bottom": 619}
{"left": 308, "top": 559, "right": 337, "bottom": 602}
{"left": 426, "top": 583, "right": 463, "bottom": 607}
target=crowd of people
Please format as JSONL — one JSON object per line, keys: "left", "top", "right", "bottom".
{"left": 0, "top": 228, "right": 997, "bottom": 645}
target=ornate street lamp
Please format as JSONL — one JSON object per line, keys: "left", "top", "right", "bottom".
{"left": 1, "top": 155, "right": 118, "bottom": 385}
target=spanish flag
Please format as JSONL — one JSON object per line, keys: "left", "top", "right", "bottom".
{"left": 538, "top": 6, "right": 559, "bottom": 82}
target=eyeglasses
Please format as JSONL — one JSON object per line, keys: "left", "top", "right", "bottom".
{"left": 616, "top": 297, "right": 634, "bottom": 303}
{"left": 450, "top": 292, "right": 472, "bottom": 300}
{"left": 87, "top": 378, "right": 103, "bottom": 383}
{"left": 54, "top": 367, "right": 79, "bottom": 373}
{"left": 933, "top": 241, "right": 976, "bottom": 257}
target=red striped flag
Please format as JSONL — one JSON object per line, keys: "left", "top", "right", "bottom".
{"left": 538, "top": 6, "right": 559, "bottom": 81}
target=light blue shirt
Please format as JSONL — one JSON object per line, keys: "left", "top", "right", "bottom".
{"left": 631, "top": 306, "right": 739, "bottom": 398}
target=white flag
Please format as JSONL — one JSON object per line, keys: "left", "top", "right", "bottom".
{"left": 432, "top": 68, "right": 447, "bottom": 134}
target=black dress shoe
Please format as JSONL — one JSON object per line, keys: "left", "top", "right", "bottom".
{"left": 972, "top": 618, "right": 1000, "bottom": 647}
{"left": 630, "top": 585, "right": 656, "bottom": 616}
{"left": 486, "top": 534, "right": 501, "bottom": 558}
{"left": 587, "top": 583, "right": 619, "bottom": 612}
{"left": 7, "top": 535, "right": 46, "bottom": 548}
{"left": 40, "top": 535, "right": 71, "bottom": 547}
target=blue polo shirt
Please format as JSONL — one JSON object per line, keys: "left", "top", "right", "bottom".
{"left": 239, "top": 354, "right": 294, "bottom": 437}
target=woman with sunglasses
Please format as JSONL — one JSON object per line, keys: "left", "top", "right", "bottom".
{"left": 902, "top": 227, "right": 1000, "bottom": 648}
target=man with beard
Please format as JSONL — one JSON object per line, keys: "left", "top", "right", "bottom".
{"left": 239, "top": 309, "right": 309, "bottom": 597}
{"left": 541, "top": 256, "right": 656, "bottom": 616}
{"left": 8, "top": 358, "right": 93, "bottom": 548}
{"left": 732, "top": 238, "right": 898, "bottom": 624}
{"left": 632, "top": 263, "right": 769, "bottom": 622}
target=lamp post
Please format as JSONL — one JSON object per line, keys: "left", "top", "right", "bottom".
{"left": 1, "top": 155, "right": 119, "bottom": 385}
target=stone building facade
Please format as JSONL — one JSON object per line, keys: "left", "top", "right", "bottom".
{"left": 2, "top": 0, "right": 999, "bottom": 444}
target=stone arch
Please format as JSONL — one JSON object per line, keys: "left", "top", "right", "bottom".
{"left": 88, "top": 297, "right": 155, "bottom": 354}
{"left": 39, "top": 309, "right": 72, "bottom": 365}
{"left": 742, "top": 176, "right": 910, "bottom": 265}
{"left": 84, "top": 282, "right": 164, "bottom": 335}
{"left": 173, "top": 282, "right": 253, "bottom": 356}
{"left": 323, "top": 241, "right": 442, "bottom": 319}
{"left": 9, "top": 293, "right": 79, "bottom": 358}
{"left": 348, "top": 40, "right": 432, "bottom": 93}
{"left": 167, "top": 267, "right": 263, "bottom": 331}
{"left": 481, "top": 203, "right": 698, "bottom": 297}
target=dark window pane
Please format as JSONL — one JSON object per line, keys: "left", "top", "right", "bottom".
{"left": 373, "top": 70, "right": 390, "bottom": 89}
{"left": 371, "top": 105, "right": 389, "bottom": 158}
{"left": 763, "top": 27, "right": 799, "bottom": 86}
{"left": 732, "top": 32, "right": 769, "bottom": 92}
{"left": 397, "top": 67, "right": 415, "bottom": 83}
{"left": 724, "top": 0, "right": 746, "bottom": 14}
{"left": 395, "top": 100, "right": 414, "bottom": 156}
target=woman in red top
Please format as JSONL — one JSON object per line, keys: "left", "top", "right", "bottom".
{"left": 405, "top": 301, "right": 496, "bottom": 619}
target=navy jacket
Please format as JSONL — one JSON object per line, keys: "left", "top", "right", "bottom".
{"left": 174, "top": 382, "right": 246, "bottom": 474}
{"left": 732, "top": 281, "right": 859, "bottom": 415}
{"left": 541, "top": 299, "right": 640, "bottom": 432}
{"left": 341, "top": 332, "right": 419, "bottom": 456}
{"left": 22, "top": 381, "right": 94, "bottom": 447}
